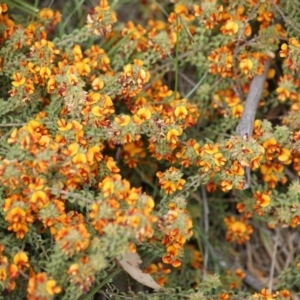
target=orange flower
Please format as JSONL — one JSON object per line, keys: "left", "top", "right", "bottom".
{"left": 8, "top": 264, "right": 19, "bottom": 279}
{"left": 219, "top": 293, "right": 230, "bottom": 300}
{"left": 280, "top": 289, "right": 290, "bottom": 298}
{"left": 162, "top": 245, "right": 178, "bottom": 262}
{"left": 232, "top": 161, "right": 244, "bottom": 175}
{"left": 276, "top": 86, "right": 290, "bottom": 101}
{"left": 0, "top": 3, "right": 8, "bottom": 14}
{"left": 263, "top": 138, "right": 278, "bottom": 153}
{"left": 224, "top": 216, "right": 253, "bottom": 244}
{"left": 221, "top": 180, "right": 233, "bottom": 192}
{"left": 28, "top": 273, "right": 61, "bottom": 298}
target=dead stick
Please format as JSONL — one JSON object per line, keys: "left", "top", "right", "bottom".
{"left": 236, "top": 59, "right": 271, "bottom": 189}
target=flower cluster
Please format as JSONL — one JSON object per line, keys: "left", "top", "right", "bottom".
{"left": 224, "top": 216, "right": 253, "bottom": 244}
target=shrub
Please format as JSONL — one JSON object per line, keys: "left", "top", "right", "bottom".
{"left": 0, "top": 0, "right": 300, "bottom": 299}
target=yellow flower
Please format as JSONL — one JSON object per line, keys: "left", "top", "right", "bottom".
{"left": 232, "top": 104, "right": 244, "bottom": 118}
{"left": 221, "top": 180, "right": 233, "bottom": 191}
{"left": 225, "top": 20, "right": 239, "bottom": 35}
{"left": 214, "top": 153, "right": 226, "bottom": 166}
{"left": 67, "top": 74, "right": 78, "bottom": 85}
{"left": 39, "top": 8, "right": 54, "bottom": 19}
{"left": 255, "top": 191, "right": 271, "bottom": 208}
{"left": 137, "top": 107, "right": 151, "bottom": 120}
{"left": 174, "top": 106, "right": 188, "bottom": 119}
{"left": 134, "top": 108, "right": 151, "bottom": 124}
{"left": 46, "top": 279, "right": 62, "bottom": 295}
{"left": 92, "top": 77, "right": 104, "bottom": 90}
{"left": 12, "top": 72, "right": 26, "bottom": 87}
{"left": 67, "top": 143, "right": 79, "bottom": 156}
{"left": 13, "top": 251, "right": 29, "bottom": 269}
{"left": 98, "top": 0, "right": 110, "bottom": 10}
{"left": 75, "top": 62, "right": 91, "bottom": 76}
{"left": 203, "top": 143, "right": 219, "bottom": 154}
{"left": 40, "top": 66, "right": 51, "bottom": 79}
{"left": 30, "top": 191, "right": 48, "bottom": 207}
{"left": 72, "top": 153, "right": 87, "bottom": 164}
{"left": 166, "top": 128, "right": 182, "bottom": 144}
{"left": 92, "top": 106, "right": 104, "bottom": 117}
{"left": 278, "top": 147, "right": 290, "bottom": 162}
{"left": 123, "top": 64, "right": 132, "bottom": 76}
{"left": 57, "top": 119, "right": 72, "bottom": 131}
{"left": 105, "top": 157, "right": 120, "bottom": 173}
{"left": 86, "top": 92, "right": 101, "bottom": 105}
{"left": 47, "top": 77, "right": 56, "bottom": 93}
{"left": 115, "top": 115, "right": 131, "bottom": 126}
{"left": 279, "top": 43, "right": 288, "bottom": 57}
{"left": 0, "top": 267, "right": 7, "bottom": 280}
{"left": 239, "top": 58, "right": 253, "bottom": 74}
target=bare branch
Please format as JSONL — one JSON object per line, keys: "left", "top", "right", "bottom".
{"left": 236, "top": 59, "right": 271, "bottom": 188}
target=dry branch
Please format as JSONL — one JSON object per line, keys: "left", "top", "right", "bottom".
{"left": 236, "top": 59, "right": 271, "bottom": 188}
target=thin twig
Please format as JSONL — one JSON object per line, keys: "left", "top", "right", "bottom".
{"left": 268, "top": 228, "right": 280, "bottom": 292}
{"left": 271, "top": 0, "right": 300, "bottom": 35}
{"left": 176, "top": 173, "right": 209, "bottom": 197}
{"left": 50, "top": 188, "right": 94, "bottom": 204}
{"left": 284, "top": 167, "right": 299, "bottom": 181}
{"left": 179, "top": 72, "right": 196, "bottom": 87}
{"left": 0, "top": 121, "right": 53, "bottom": 127}
{"left": 18, "top": 269, "right": 29, "bottom": 279}
{"left": 32, "top": 233, "right": 49, "bottom": 260}
{"left": 201, "top": 184, "right": 209, "bottom": 281}
{"left": 185, "top": 71, "right": 208, "bottom": 99}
